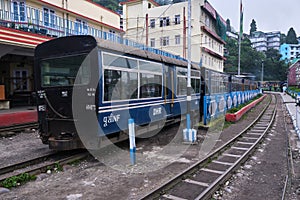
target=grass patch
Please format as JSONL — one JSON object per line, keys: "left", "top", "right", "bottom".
{"left": 69, "top": 159, "right": 81, "bottom": 166}
{"left": 1, "top": 173, "right": 36, "bottom": 188}
{"left": 288, "top": 86, "right": 300, "bottom": 93}
{"left": 54, "top": 162, "right": 63, "bottom": 172}
{"left": 223, "top": 120, "right": 233, "bottom": 129}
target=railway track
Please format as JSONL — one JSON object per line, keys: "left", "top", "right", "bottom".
{"left": 0, "top": 150, "right": 90, "bottom": 185}
{"left": 141, "top": 94, "right": 277, "bottom": 200}
{"left": 0, "top": 122, "right": 38, "bottom": 136}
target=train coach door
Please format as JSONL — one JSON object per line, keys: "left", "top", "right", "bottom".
{"left": 164, "top": 65, "right": 175, "bottom": 118}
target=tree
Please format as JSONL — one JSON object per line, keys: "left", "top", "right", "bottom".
{"left": 226, "top": 19, "right": 231, "bottom": 32}
{"left": 224, "top": 35, "right": 289, "bottom": 81}
{"left": 280, "top": 33, "right": 286, "bottom": 44}
{"left": 249, "top": 19, "right": 257, "bottom": 36}
{"left": 156, "top": 0, "right": 172, "bottom": 5}
{"left": 92, "top": 0, "right": 120, "bottom": 12}
{"left": 216, "top": 13, "right": 226, "bottom": 40}
{"left": 286, "top": 27, "right": 298, "bottom": 44}
{"left": 172, "top": 0, "right": 184, "bottom": 3}
{"left": 224, "top": 37, "right": 264, "bottom": 80}
{"left": 263, "top": 48, "right": 288, "bottom": 81}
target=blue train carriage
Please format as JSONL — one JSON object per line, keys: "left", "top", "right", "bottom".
{"left": 34, "top": 35, "right": 201, "bottom": 150}
{"left": 200, "top": 67, "right": 230, "bottom": 125}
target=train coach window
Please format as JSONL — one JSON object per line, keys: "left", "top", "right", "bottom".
{"left": 140, "top": 74, "right": 162, "bottom": 98}
{"left": 177, "top": 67, "right": 187, "bottom": 96}
{"left": 191, "top": 70, "right": 200, "bottom": 94}
{"left": 104, "top": 69, "right": 138, "bottom": 101}
{"left": 139, "top": 61, "right": 162, "bottom": 73}
{"left": 40, "top": 54, "right": 91, "bottom": 87}
{"left": 177, "top": 77, "right": 187, "bottom": 96}
{"left": 191, "top": 78, "right": 200, "bottom": 94}
{"left": 103, "top": 53, "right": 137, "bottom": 69}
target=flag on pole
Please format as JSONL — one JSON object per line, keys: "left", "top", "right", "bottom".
{"left": 239, "top": 0, "right": 244, "bottom": 37}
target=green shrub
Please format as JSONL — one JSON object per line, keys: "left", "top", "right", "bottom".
{"left": 1, "top": 173, "right": 36, "bottom": 188}
{"left": 226, "top": 94, "right": 263, "bottom": 114}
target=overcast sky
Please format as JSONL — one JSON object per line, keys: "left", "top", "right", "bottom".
{"left": 208, "top": 0, "right": 300, "bottom": 36}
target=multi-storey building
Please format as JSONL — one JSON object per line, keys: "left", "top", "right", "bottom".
{"left": 287, "top": 59, "right": 300, "bottom": 86}
{"left": 290, "top": 44, "right": 300, "bottom": 60}
{"left": 121, "top": 0, "right": 226, "bottom": 72}
{"left": 266, "top": 31, "right": 281, "bottom": 50}
{"left": 280, "top": 43, "right": 300, "bottom": 62}
{"left": 249, "top": 31, "right": 281, "bottom": 52}
{"left": 280, "top": 43, "right": 291, "bottom": 61}
{"left": 250, "top": 31, "right": 267, "bottom": 52}
{"left": 0, "top": 0, "right": 122, "bottom": 105}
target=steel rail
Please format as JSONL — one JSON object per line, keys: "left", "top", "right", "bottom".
{"left": 141, "top": 94, "right": 275, "bottom": 200}
{"left": 196, "top": 95, "right": 277, "bottom": 199}
{"left": 0, "top": 122, "right": 38, "bottom": 135}
{"left": 0, "top": 150, "right": 89, "bottom": 183}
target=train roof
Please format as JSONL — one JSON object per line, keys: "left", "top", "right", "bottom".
{"left": 35, "top": 35, "right": 200, "bottom": 70}
{"left": 95, "top": 37, "right": 200, "bottom": 70}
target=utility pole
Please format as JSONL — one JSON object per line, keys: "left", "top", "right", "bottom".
{"left": 146, "top": 14, "right": 148, "bottom": 46}
{"left": 238, "top": 0, "right": 243, "bottom": 75}
{"left": 261, "top": 60, "right": 264, "bottom": 85}
{"left": 183, "top": 0, "right": 196, "bottom": 143}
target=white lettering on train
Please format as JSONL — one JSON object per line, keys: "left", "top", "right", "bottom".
{"left": 103, "top": 113, "right": 121, "bottom": 127}
{"left": 153, "top": 107, "right": 162, "bottom": 116}
{"left": 86, "top": 104, "right": 96, "bottom": 111}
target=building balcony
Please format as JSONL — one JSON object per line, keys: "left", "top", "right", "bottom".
{"left": 0, "top": 3, "right": 187, "bottom": 62}
{"left": 0, "top": 7, "right": 121, "bottom": 41}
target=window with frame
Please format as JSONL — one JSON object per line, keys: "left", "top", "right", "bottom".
{"left": 175, "top": 35, "right": 180, "bottom": 45}
{"left": 29, "top": 8, "right": 40, "bottom": 25}
{"left": 174, "top": 14, "right": 180, "bottom": 25}
{"left": 140, "top": 73, "right": 162, "bottom": 98}
{"left": 210, "top": 71, "right": 218, "bottom": 94}
{"left": 139, "top": 60, "right": 162, "bottom": 98}
{"left": 205, "top": 15, "right": 210, "bottom": 27}
{"left": 150, "top": 19, "right": 155, "bottom": 28}
{"left": 191, "top": 70, "right": 201, "bottom": 94}
{"left": 75, "top": 19, "right": 88, "bottom": 35}
{"left": 159, "top": 17, "right": 170, "bottom": 27}
{"left": 40, "top": 54, "right": 91, "bottom": 87}
{"left": 177, "top": 67, "right": 187, "bottom": 96}
{"left": 0, "top": 0, "right": 4, "bottom": 8}
{"left": 43, "top": 8, "right": 55, "bottom": 27}
{"left": 12, "top": 1, "right": 26, "bottom": 22}
{"left": 103, "top": 53, "right": 138, "bottom": 101}
{"left": 103, "top": 53, "right": 162, "bottom": 101}
{"left": 104, "top": 70, "right": 138, "bottom": 101}
{"left": 13, "top": 69, "right": 28, "bottom": 91}
{"left": 103, "top": 54, "right": 138, "bottom": 69}
{"left": 160, "top": 36, "right": 169, "bottom": 46}
{"left": 150, "top": 38, "right": 155, "bottom": 47}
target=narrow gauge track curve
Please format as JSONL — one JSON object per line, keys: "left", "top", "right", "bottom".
{"left": 141, "top": 94, "right": 277, "bottom": 200}
{"left": 0, "top": 150, "right": 89, "bottom": 183}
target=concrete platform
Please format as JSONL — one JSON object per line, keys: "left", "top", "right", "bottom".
{"left": 0, "top": 106, "right": 37, "bottom": 127}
